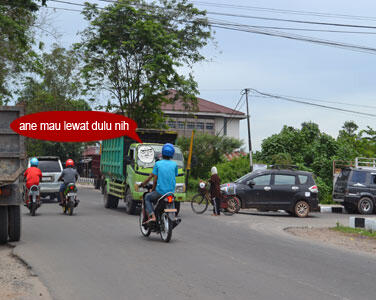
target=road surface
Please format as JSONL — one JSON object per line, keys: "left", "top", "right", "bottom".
{"left": 13, "top": 187, "right": 376, "bottom": 300}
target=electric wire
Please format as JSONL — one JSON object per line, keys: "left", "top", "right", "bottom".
{"left": 251, "top": 89, "right": 376, "bottom": 118}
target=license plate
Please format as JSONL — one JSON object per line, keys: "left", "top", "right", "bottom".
{"left": 67, "top": 193, "right": 76, "bottom": 197}
{"left": 42, "top": 176, "right": 52, "bottom": 182}
{"left": 164, "top": 208, "right": 177, "bottom": 213}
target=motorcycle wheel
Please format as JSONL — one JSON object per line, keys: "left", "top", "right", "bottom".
{"left": 68, "top": 200, "right": 74, "bottom": 216}
{"left": 30, "top": 202, "right": 36, "bottom": 216}
{"left": 139, "top": 208, "right": 151, "bottom": 237}
{"left": 160, "top": 213, "right": 172, "bottom": 243}
{"left": 191, "top": 194, "right": 208, "bottom": 214}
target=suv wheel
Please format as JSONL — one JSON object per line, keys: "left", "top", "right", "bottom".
{"left": 357, "top": 197, "right": 374, "bottom": 215}
{"left": 294, "top": 200, "right": 310, "bottom": 218}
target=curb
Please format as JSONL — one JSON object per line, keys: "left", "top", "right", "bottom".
{"left": 349, "top": 216, "right": 376, "bottom": 230}
{"left": 319, "top": 205, "right": 345, "bottom": 213}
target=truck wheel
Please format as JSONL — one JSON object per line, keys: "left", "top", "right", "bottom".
{"left": 8, "top": 206, "right": 21, "bottom": 242}
{"left": 125, "top": 188, "right": 137, "bottom": 215}
{"left": 0, "top": 206, "right": 8, "bottom": 244}
{"left": 358, "top": 197, "right": 374, "bottom": 215}
{"left": 104, "top": 186, "right": 118, "bottom": 209}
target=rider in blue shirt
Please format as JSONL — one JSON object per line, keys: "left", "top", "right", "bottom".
{"left": 140, "top": 143, "right": 178, "bottom": 223}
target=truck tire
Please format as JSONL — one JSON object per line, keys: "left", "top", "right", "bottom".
{"left": 103, "top": 186, "right": 119, "bottom": 209}
{"left": 0, "top": 206, "right": 8, "bottom": 244}
{"left": 125, "top": 188, "right": 137, "bottom": 215}
{"left": 8, "top": 206, "right": 21, "bottom": 242}
{"left": 357, "top": 197, "right": 374, "bottom": 215}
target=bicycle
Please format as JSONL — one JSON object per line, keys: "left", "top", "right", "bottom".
{"left": 191, "top": 182, "right": 240, "bottom": 215}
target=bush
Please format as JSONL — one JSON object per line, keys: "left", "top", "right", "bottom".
{"left": 315, "top": 176, "right": 333, "bottom": 204}
{"left": 216, "top": 156, "right": 251, "bottom": 183}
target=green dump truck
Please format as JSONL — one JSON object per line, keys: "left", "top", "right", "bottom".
{"left": 100, "top": 129, "right": 185, "bottom": 215}
{"left": 0, "top": 106, "right": 25, "bottom": 244}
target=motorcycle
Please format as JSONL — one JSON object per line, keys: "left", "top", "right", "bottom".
{"left": 139, "top": 184, "right": 181, "bottom": 243}
{"left": 25, "top": 185, "right": 41, "bottom": 216}
{"left": 61, "top": 183, "right": 79, "bottom": 216}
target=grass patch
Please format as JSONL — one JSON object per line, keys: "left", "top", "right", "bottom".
{"left": 331, "top": 223, "right": 376, "bottom": 239}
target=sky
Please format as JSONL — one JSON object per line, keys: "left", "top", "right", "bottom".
{"left": 36, "top": 0, "right": 376, "bottom": 151}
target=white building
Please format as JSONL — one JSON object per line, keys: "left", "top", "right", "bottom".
{"left": 161, "top": 90, "right": 245, "bottom": 139}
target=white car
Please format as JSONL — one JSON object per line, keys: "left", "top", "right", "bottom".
{"left": 28, "top": 156, "right": 63, "bottom": 201}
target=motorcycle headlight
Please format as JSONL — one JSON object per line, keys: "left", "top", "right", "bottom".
{"left": 175, "top": 183, "right": 185, "bottom": 193}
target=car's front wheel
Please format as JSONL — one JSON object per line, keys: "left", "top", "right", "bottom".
{"left": 294, "top": 200, "right": 310, "bottom": 218}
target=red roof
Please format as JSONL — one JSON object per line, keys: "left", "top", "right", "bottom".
{"left": 161, "top": 90, "right": 245, "bottom": 116}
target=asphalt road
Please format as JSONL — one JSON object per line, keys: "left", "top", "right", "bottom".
{"left": 13, "top": 187, "right": 376, "bottom": 300}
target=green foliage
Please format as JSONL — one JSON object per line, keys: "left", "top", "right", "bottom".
{"left": 332, "top": 223, "right": 376, "bottom": 239}
{"left": 257, "top": 121, "right": 376, "bottom": 203}
{"left": 17, "top": 45, "right": 91, "bottom": 161}
{"left": 0, "top": 0, "right": 46, "bottom": 103}
{"left": 177, "top": 133, "right": 243, "bottom": 178}
{"left": 216, "top": 156, "right": 250, "bottom": 184}
{"left": 77, "top": 0, "right": 212, "bottom": 127}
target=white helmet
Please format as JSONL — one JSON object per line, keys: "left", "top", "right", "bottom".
{"left": 199, "top": 182, "right": 206, "bottom": 189}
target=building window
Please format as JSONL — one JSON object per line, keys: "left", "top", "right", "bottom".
{"left": 206, "top": 123, "right": 214, "bottom": 130}
{"left": 187, "top": 122, "right": 195, "bottom": 129}
{"left": 178, "top": 121, "right": 185, "bottom": 129}
{"left": 168, "top": 120, "right": 176, "bottom": 128}
{"left": 196, "top": 122, "right": 204, "bottom": 130}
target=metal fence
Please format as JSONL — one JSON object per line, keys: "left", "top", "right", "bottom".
{"left": 78, "top": 177, "right": 94, "bottom": 185}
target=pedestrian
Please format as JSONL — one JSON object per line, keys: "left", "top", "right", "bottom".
{"left": 209, "top": 166, "right": 221, "bottom": 216}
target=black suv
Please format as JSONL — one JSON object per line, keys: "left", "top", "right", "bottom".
{"left": 333, "top": 168, "right": 376, "bottom": 214}
{"left": 224, "top": 168, "right": 319, "bottom": 217}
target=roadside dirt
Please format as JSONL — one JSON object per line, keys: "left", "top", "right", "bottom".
{"left": 286, "top": 227, "right": 376, "bottom": 255}
{"left": 0, "top": 246, "right": 51, "bottom": 300}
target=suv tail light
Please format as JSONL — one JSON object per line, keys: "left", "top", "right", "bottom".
{"left": 308, "top": 185, "right": 318, "bottom": 193}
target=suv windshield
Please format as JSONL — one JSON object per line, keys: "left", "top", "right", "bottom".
{"left": 137, "top": 145, "right": 184, "bottom": 168}
{"left": 38, "top": 160, "right": 61, "bottom": 173}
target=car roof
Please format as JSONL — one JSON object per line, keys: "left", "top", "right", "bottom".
{"left": 252, "top": 169, "right": 312, "bottom": 176}
{"left": 35, "top": 156, "right": 61, "bottom": 160}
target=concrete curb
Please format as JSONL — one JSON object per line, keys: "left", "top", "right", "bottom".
{"left": 319, "top": 205, "right": 345, "bottom": 213}
{"left": 349, "top": 216, "right": 376, "bottom": 230}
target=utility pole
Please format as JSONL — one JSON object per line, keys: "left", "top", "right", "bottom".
{"left": 244, "top": 88, "right": 253, "bottom": 172}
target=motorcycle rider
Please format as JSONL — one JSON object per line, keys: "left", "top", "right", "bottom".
{"left": 23, "top": 157, "right": 42, "bottom": 205}
{"left": 140, "top": 143, "right": 178, "bottom": 223}
{"left": 58, "top": 159, "right": 79, "bottom": 206}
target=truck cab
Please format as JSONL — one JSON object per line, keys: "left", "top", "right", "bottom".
{"left": 100, "top": 129, "right": 186, "bottom": 215}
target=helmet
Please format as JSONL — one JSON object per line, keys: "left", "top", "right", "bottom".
{"left": 30, "top": 157, "right": 38, "bottom": 166}
{"left": 199, "top": 182, "right": 206, "bottom": 189}
{"left": 66, "top": 159, "right": 74, "bottom": 167}
{"left": 162, "top": 143, "right": 175, "bottom": 158}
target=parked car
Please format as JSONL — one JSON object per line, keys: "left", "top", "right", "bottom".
{"left": 333, "top": 167, "right": 376, "bottom": 214}
{"left": 223, "top": 168, "right": 319, "bottom": 217}
{"left": 28, "top": 156, "right": 63, "bottom": 201}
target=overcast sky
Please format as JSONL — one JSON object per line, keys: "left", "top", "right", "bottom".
{"left": 37, "top": 0, "right": 376, "bottom": 150}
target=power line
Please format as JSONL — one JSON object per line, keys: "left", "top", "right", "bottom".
{"left": 43, "top": 1, "right": 376, "bottom": 55}
{"left": 207, "top": 11, "right": 376, "bottom": 29}
{"left": 192, "top": 1, "right": 376, "bottom": 22}
{"left": 251, "top": 89, "right": 376, "bottom": 118}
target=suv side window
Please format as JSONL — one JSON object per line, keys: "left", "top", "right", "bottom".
{"left": 371, "top": 174, "right": 376, "bottom": 184}
{"left": 274, "top": 174, "right": 296, "bottom": 185}
{"left": 253, "top": 175, "right": 271, "bottom": 185}
{"left": 298, "top": 175, "right": 308, "bottom": 184}
{"left": 351, "top": 171, "right": 367, "bottom": 184}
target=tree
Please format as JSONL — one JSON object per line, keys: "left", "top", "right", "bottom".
{"left": 17, "top": 45, "right": 91, "bottom": 161}
{"left": 77, "top": 0, "right": 211, "bottom": 127}
{"left": 177, "top": 133, "right": 243, "bottom": 178}
{"left": 0, "top": 0, "right": 47, "bottom": 103}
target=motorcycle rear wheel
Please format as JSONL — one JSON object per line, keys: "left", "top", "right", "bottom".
{"left": 30, "top": 202, "right": 36, "bottom": 216}
{"left": 68, "top": 201, "right": 74, "bottom": 216}
{"left": 139, "top": 208, "right": 151, "bottom": 237}
{"left": 160, "top": 213, "right": 172, "bottom": 243}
